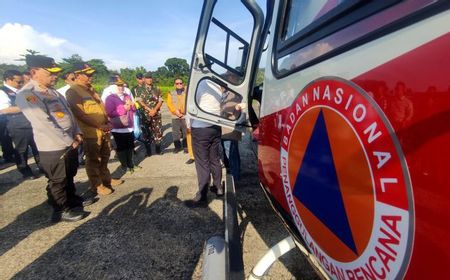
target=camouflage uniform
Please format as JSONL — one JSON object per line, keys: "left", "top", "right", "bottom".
{"left": 134, "top": 85, "right": 163, "bottom": 154}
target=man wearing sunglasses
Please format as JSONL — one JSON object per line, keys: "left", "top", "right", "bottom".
{"left": 66, "top": 63, "right": 123, "bottom": 197}
{"left": 16, "top": 55, "right": 90, "bottom": 222}
{"left": 0, "top": 69, "right": 41, "bottom": 179}
{"left": 167, "top": 78, "right": 188, "bottom": 154}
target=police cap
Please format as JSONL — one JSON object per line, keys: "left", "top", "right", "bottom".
{"left": 26, "top": 55, "right": 62, "bottom": 73}
{"left": 73, "top": 62, "right": 95, "bottom": 75}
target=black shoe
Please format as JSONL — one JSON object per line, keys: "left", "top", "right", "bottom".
{"left": 184, "top": 193, "right": 207, "bottom": 208}
{"left": 155, "top": 144, "right": 163, "bottom": 155}
{"left": 210, "top": 185, "right": 224, "bottom": 197}
{"left": 79, "top": 159, "right": 86, "bottom": 166}
{"left": 173, "top": 148, "right": 182, "bottom": 154}
{"left": 61, "top": 209, "right": 88, "bottom": 222}
{"left": 185, "top": 159, "right": 195, "bottom": 165}
{"left": 70, "top": 195, "right": 98, "bottom": 208}
{"left": 52, "top": 209, "right": 87, "bottom": 223}
{"left": 184, "top": 199, "right": 208, "bottom": 208}
{"left": 23, "top": 174, "right": 39, "bottom": 180}
{"left": 216, "top": 187, "right": 224, "bottom": 197}
{"left": 80, "top": 196, "right": 98, "bottom": 207}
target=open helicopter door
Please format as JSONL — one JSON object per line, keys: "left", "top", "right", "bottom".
{"left": 186, "top": 0, "right": 264, "bottom": 131}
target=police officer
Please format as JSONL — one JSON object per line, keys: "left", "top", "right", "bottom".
{"left": 135, "top": 72, "right": 164, "bottom": 155}
{"left": 16, "top": 55, "right": 90, "bottom": 222}
{"left": 0, "top": 71, "right": 18, "bottom": 164}
{"left": 66, "top": 62, "right": 123, "bottom": 196}
{"left": 0, "top": 69, "right": 41, "bottom": 179}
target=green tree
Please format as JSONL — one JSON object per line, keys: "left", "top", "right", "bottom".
{"left": 164, "top": 57, "right": 189, "bottom": 78}
{"left": 61, "top": 54, "right": 83, "bottom": 65}
{"left": 153, "top": 66, "right": 170, "bottom": 85}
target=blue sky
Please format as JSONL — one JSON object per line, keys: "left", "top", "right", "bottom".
{"left": 0, "top": 0, "right": 205, "bottom": 70}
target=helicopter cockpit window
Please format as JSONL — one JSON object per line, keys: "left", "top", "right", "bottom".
{"left": 203, "top": 0, "right": 254, "bottom": 85}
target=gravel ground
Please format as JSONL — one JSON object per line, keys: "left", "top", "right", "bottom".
{"left": 0, "top": 107, "right": 319, "bottom": 280}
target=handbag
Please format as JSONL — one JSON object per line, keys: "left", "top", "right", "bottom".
{"left": 110, "top": 114, "right": 129, "bottom": 128}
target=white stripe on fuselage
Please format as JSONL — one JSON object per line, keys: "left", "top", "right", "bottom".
{"left": 260, "top": 9, "right": 450, "bottom": 118}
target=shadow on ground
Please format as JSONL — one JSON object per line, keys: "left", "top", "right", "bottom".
{"left": 12, "top": 186, "right": 223, "bottom": 280}
{"left": 0, "top": 201, "right": 54, "bottom": 256}
{"left": 235, "top": 134, "right": 319, "bottom": 279}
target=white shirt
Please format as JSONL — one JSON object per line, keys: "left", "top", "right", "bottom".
{"left": 57, "top": 84, "right": 71, "bottom": 99}
{"left": 0, "top": 83, "right": 19, "bottom": 112}
{"left": 191, "top": 79, "right": 222, "bottom": 128}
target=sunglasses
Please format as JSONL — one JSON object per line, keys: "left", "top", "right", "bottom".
{"left": 175, "top": 82, "right": 183, "bottom": 85}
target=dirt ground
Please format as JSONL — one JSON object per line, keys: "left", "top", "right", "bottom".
{"left": 0, "top": 107, "right": 319, "bottom": 280}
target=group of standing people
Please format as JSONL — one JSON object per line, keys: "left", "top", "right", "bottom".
{"left": 0, "top": 54, "right": 195, "bottom": 222}
{"left": 1, "top": 53, "right": 244, "bottom": 221}
{"left": 14, "top": 56, "right": 126, "bottom": 222}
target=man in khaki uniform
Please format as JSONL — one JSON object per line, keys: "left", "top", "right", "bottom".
{"left": 66, "top": 62, "right": 123, "bottom": 196}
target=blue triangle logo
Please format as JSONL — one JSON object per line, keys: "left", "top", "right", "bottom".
{"left": 292, "top": 110, "right": 357, "bottom": 254}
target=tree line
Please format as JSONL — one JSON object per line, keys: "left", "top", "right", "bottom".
{"left": 0, "top": 51, "right": 190, "bottom": 93}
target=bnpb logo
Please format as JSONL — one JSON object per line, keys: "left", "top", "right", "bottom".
{"left": 280, "top": 78, "right": 414, "bottom": 280}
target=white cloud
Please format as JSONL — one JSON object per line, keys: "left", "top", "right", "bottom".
{"left": 0, "top": 23, "right": 77, "bottom": 64}
{"left": 0, "top": 23, "right": 133, "bottom": 70}
{"left": 0, "top": 22, "right": 195, "bottom": 71}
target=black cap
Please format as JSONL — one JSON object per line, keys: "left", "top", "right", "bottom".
{"left": 136, "top": 73, "right": 143, "bottom": 79}
{"left": 73, "top": 62, "right": 95, "bottom": 74}
{"left": 108, "top": 75, "right": 120, "bottom": 84}
{"left": 26, "top": 55, "right": 62, "bottom": 73}
{"left": 144, "top": 72, "right": 153, "bottom": 78}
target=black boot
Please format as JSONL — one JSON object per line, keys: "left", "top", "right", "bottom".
{"left": 145, "top": 142, "right": 152, "bottom": 157}
{"left": 126, "top": 149, "right": 134, "bottom": 169}
{"left": 173, "top": 140, "right": 182, "bottom": 154}
{"left": 155, "top": 143, "right": 163, "bottom": 155}
{"left": 116, "top": 151, "right": 128, "bottom": 170}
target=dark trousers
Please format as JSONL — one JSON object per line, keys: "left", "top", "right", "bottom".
{"left": 192, "top": 126, "right": 222, "bottom": 197}
{"left": 171, "top": 118, "right": 187, "bottom": 142}
{"left": 8, "top": 126, "right": 39, "bottom": 177}
{"left": 222, "top": 139, "right": 241, "bottom": 180}
{"left": 40, "top": 148, "right": 79, "bottom": 212}
{"left": 112, "top": 132, "right": 135, "bottom": 169}
{"left": 0, "top": 117, "right": 14, "bottom": 161}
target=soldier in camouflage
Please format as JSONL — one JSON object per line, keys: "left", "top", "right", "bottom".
{"left": 134, "top": 72, "right": 164, "bottom": 155}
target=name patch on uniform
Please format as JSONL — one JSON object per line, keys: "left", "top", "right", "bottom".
{"left": 26, "top": 95, "right": 38, "bottom": 104}
{"left": 280, "top": 77, "right": 414, "bottom": 280}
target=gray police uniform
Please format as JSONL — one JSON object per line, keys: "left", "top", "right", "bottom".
{"left": 16, "top": 80, "right": 82, "bottom": 212}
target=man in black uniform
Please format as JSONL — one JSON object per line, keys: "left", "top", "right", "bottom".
{"left": 0, "top": 70, "right": 40, "bottom": 179}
